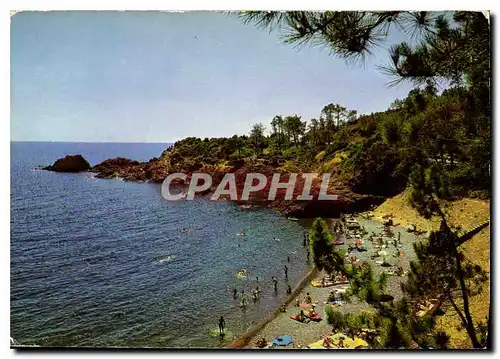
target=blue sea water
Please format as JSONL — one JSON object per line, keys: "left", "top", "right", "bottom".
{"left": 10, "top": 142, "right": 310, "bottom": 348}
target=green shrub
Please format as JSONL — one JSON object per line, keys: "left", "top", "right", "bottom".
{"left": 325, "top": 307, "right": 345, "bottom": 331}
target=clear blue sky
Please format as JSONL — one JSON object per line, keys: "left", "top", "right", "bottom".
{"left": 11, "top": 11, "right": 416, "bottom": 143}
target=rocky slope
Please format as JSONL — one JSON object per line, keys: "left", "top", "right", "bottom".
{"left": 43, "top": 149, "right": 384, "bottom": 217}
{"left": 84, "top": 150, "right": 384, "bottom": 217}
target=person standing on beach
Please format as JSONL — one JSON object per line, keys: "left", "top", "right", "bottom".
{"left": 305, "top": 292, "right": 312, "bottom": 304}
{"left": 272, "top": 276, "right": 278, "bottom": 291}
{"left": 284, "top": 265, "right": 288, "bottom": 278}
{"left": 255, "top": 286, "right": 261, "bottom": 297}
{"left": 240, "top": 291, "right": 249, "bottom": 308}
{"left": 218, "top": 316, "right": 225, "bottom": 336}
{"left": 286, "top": 284, "right": 292, "bottom": 295}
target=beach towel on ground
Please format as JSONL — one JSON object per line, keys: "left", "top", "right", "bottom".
{"left": 272, "top": 335, "right": 293, "bottom": 346}
{"left": 290, "top": 314, "right": 308, "bottom": 322}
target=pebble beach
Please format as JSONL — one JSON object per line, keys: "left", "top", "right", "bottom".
{"left": 243, "top": 216, "right": 425, "bottom": 349}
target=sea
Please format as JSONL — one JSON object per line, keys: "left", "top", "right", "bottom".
{"left": 10, "top": 142, "right": 311, "bottom": 348}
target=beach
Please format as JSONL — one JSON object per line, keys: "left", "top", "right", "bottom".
{"left": 237, "top": 216, "right": 425, "bottom": 349}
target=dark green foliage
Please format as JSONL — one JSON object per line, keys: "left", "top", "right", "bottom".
{"left": 308, "top": 218, "right": 345, "bottom": 274}
{"left": 433, "top": 331, "right": 451, "bottom": 349}
{"left": 402, "top": 219, "right": 488, "bottom": 348}
{"left": 308, "top": 218, "right": 332, "bottom": 270}
{"left": 164, "top": 77, "right": 490, "bottom": 200}
{"left": 341, "top": 137, "right": 412, "bottom": 196}
{"left": 325, "top": 309, "right": 377, "bottom": 339}
{"left": 325, "top": 308, "right": 345, "bottom": 331}
{"left": 304, "top": 216, "right": 485, "bottom": 349}
{"left": 239, "top": 11, "right": 490, "bottom": 200}
{"left": 249, "top": 123, "right": 267, "bottom": 155}
{"left": 344, "top": 262, "right": 388, "bottom": 305}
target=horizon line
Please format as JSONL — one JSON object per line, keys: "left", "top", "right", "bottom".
{"left": 11, "top": 140, "right": 176, "bottom": 144}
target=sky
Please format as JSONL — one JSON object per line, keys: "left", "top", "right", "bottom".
{"left": 11, "top": 11, "right": 417, "bottom": 143}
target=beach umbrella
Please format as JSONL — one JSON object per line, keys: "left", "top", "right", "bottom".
{"left": 273, "top": 335, "right": 293, "bottom": 346}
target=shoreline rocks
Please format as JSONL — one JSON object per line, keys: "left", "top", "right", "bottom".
{"left": 91, "top": 157, "right": 144, "bottom": 180}
{"left": 45, "top": 152, "right": 385, "bottom": 217}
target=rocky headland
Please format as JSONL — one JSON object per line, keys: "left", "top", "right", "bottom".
{"left": 43, "top": 147, "right": 384, "bottom": 217}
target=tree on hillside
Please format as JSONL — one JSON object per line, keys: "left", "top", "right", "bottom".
{"left": 320, "top": 103, "right": 339, "bottom": 137}
{"left": 318, "top": 117, "right": 327, "bottom": 145}
{"left": 283, "top": 115, "right": 306, "bottom": 146}
{"left": 307, "top": 118, "right": 321, "bottom": 148}
{"left": 347, "top": 109, "right": 358, "bottom": 123}
{"left": 249, "top": 123, "right": 266, "bottom": 155}
{"left": 332, "top": 104, "right": 348, "bottom": 129}
{"left": 270, "top": 115, "right": 285, "bottom": 150}
{"left": 227, "top": 135, "right": 244, "bottom": 157}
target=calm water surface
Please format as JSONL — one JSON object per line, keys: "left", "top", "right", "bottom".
{"left": 10, "top": 142, "right": 311, "bottom": 347}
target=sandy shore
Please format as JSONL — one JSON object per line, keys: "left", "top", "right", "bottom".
{"left": 238, "top": 217, "right": 424, "bottom": 349}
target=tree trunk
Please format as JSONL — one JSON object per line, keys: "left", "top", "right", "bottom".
{"left": 449, "top": 249, "right": 482, "bottom": 348}
{"left": 434, "top": 203, "right": 482, "bottom": 349}
{"left": 443, "top": 220, "right": 482, "bottom": 348}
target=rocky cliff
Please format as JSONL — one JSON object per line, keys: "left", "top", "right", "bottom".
{"left": 43, "top": 148, "right": 384, "bottom": 217}
{"left": 85, "top": 150, "right": 384, "bottom": 217}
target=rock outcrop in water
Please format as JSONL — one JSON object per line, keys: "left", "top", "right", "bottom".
{"left": 92, "top": 157, "right": 143, "bottom": 180}
{"left": 44, "top": 155, "right": 91, "bottom": 173}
